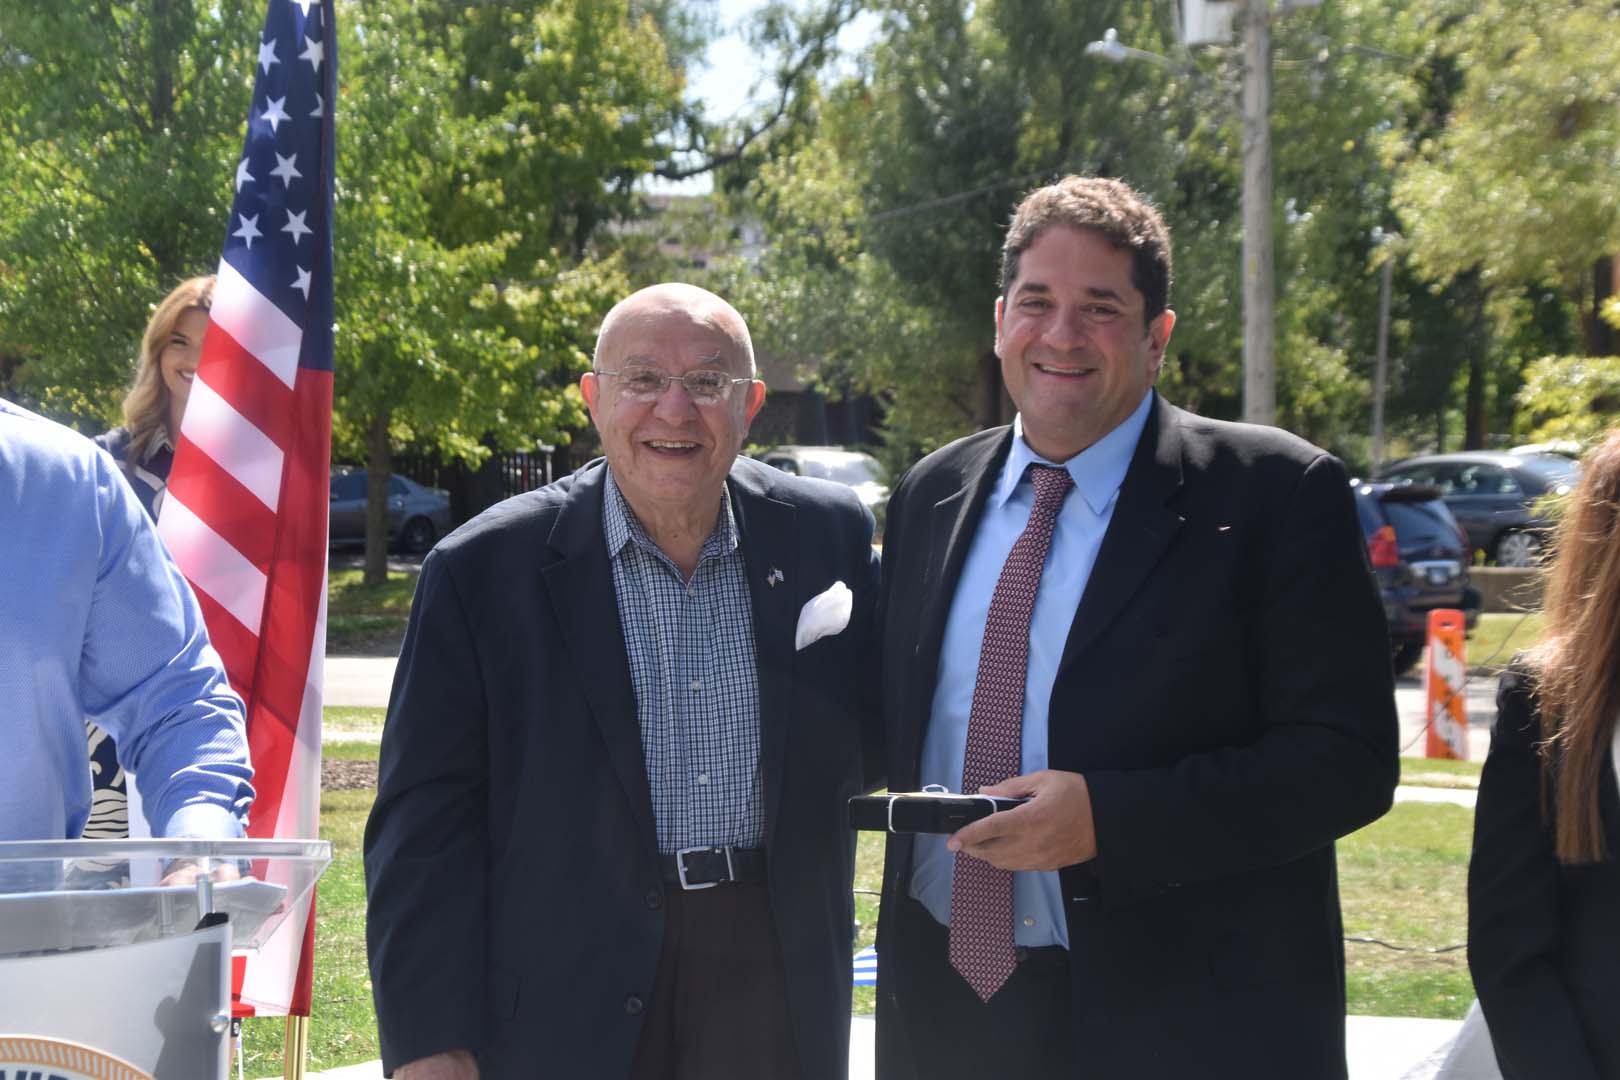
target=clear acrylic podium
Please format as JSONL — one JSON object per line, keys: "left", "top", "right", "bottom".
{"left": 0, "top": 838, "right": 330, "bottom": 1080}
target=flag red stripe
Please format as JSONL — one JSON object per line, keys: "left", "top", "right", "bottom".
{"left": 244, "top": 371, "right": 332, "bottom": 840}
{"left": 166, "top": 437, "right": 279, "bottom": 573}
{"left": 190, "top": 588, "right": 259, "bottom": 706}
{"left": 231, "top": 955, "right": 257, "bottom": 1018}
{"left": 289, "top": 897, "right": 318, "bottom": 1017}
{"left": 198, "top": 322, "right": 299, "bottom": 448}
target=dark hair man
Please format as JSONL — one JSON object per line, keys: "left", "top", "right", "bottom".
{"left": 872, "top": 175, "right": 1397, "bottom": 1079}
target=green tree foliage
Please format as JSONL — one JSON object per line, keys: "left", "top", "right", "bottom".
{"left": 1391, "top": 0, "right": 1620, "bottom": 352}
{"left": 0, "top": 0, "right": 258, "bottom": 425}
{"left": 0, "top": 1, "right": 687, "bottom": 582}
{"left": 1516, "top": 354, "right": 1620, "bottom": 447}
{"left": 707, "top": 0, "right": 1434, "bottom": 469}
{"left": 332, "top": 0, "right": 669, "bottom": 580}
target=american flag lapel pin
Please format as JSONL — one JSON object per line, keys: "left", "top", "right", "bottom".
{"left": 767, "top": 568, "right": 785, "bottom": 587}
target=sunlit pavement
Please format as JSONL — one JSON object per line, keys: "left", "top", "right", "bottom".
{"left": 293, "top": 1014, "right": 1466, "bottom": 1079}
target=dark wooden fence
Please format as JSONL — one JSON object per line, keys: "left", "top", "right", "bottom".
{"left": 394, "top": 446, "right": 568, "bottom": 527}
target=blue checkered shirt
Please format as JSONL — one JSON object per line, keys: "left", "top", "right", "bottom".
{"left": 603, "top": 469, "right": 763, "bottom": 853}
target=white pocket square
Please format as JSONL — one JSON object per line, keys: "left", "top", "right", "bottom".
{"left": 795, "top": 581, "right": 852, "bottom": 651}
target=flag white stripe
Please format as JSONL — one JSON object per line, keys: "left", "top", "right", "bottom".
{"left": 239, "top": 578, "right": 326, "bottom": 1013}
{"left": 179, "top": 376, "right": 285, "bottom": 510}
{"left": 211, "top": 259, "right": 303, "bottom": 389}
{"left": 157, "top": 496, "right": 268, "bottom": 635}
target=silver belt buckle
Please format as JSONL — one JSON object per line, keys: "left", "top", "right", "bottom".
{"left": 675, "top": 845, "right": 731, "bottom": 891}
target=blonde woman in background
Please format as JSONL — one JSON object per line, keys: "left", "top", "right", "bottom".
{"left": 83, "top": 275, "right": 214, "bottom": 846}
{"left": 1469, "top": 429, "right": 1620, "bottom": 1078}
{"left": 95, "top": 274, "right": 214, "bottom": 519}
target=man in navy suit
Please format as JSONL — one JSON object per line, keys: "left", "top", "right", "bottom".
{"left": 873, "top": 176, "right": 1399, "bottom": 1078}
{"left": 365, "top": 284, "right": 880, "bottom": 1079}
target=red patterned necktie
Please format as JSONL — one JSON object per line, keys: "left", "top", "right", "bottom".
{"left": 948, "top": 463, "right": 1074, "bottom": 1002}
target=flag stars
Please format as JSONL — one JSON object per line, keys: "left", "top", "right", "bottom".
{"left": 282, "top": 209, "right": 313, "bottom": 244}
{"left": 235, "top": 157, "right": 256, "bottom": 192}
{"left": 310, "top": 93, "right": 324, "bottom": 119}
{"left": 292, "top": 267, "right": 313, "bottom": 300}
{"left": 300, "top": 36, "right": 325, "bottom": 73}
{"left": 258, "top": 37, "right": 279, "bottom": 74}
{"left": 261, "top": 96, "right": 290, "bottom": 134}
{"left": 233, "top": 213, "right": 263, "bottom": 250}
{"left": 290, "top": 0, "right": 317, "bottom": 15}
{"left": 271, "top": 152, "right": 303, "bottom": 187}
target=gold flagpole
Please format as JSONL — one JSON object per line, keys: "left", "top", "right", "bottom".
{"left": 282, "top": 1015, "right": 310, "bottom": 1080}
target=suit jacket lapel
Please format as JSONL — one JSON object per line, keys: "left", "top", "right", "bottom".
{"left": 541, "top": 464, "right": 659, "bottom": 853}
{"left": 904, "top": 432, "right": 1011, "bottom": 780}
{"left": 728, "top": 468, "right": 799, "bottom": 841}
{"left": 1060, "top": 394, "right": 1186, "bottom": 668}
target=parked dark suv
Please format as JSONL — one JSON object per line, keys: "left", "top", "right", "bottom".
{"left": 1376, "top": 450, "right": 1580, "bottom": 567}
{"left": 1352, "top": 481, "right": 1481, "bottom": 675}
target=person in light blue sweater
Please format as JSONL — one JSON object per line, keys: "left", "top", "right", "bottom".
{"left": 0, "top": 397, "right": 253, "bottom": 844}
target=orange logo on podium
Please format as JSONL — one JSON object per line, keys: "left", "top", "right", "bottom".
{"left": 0, "top": 1036, "right": 152, "bottom": 1080}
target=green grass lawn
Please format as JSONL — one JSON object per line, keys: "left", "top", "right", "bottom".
{"left": 1468, "top": 611, "right": 1544, "bottom": 672}
{"left": 1399, "top": 757, "right": 1482, "bottom": 790}
{"left": 323, "top": 706, "right": 387, "bottom": 738}
{"left": 327, "top": 567, "right": 419, "bottom": 655}
{"left": 258, "top": 728, "right": 1477, "bottom": 1072}
{"left": 241, "top": 789, "right": 378, "bottom": 1076}
{"left": 1340, "top": 802, "right": 1474, "bottom": 1019}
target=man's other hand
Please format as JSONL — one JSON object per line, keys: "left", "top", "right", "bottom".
{"left": 159, "top": 859, "right": 242, "bottom": 887}
{"left": 396, "top": 1050, "right": 479, "bottom": 1079}
{"left": 946, "top": 769, "right": 1097, "bottom": 871}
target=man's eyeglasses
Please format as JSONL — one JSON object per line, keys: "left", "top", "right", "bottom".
{"left": 595, "top": 366, "right": 755, "bottom": 406}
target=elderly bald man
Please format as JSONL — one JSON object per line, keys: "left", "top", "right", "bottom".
{"left": 365, "top": 284, "right": 883, "bottom": 1080}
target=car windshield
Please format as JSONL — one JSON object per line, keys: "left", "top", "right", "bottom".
{"left": 798, "top": 452, "right": 885, "bottom": 486}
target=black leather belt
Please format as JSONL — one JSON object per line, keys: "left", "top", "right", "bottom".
{"left": 659, "top": 846, "right": 766, "bottom": 890}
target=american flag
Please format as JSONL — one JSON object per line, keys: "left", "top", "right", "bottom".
{"left": 156, "top": 0, "right": 336, "bottom": 1017}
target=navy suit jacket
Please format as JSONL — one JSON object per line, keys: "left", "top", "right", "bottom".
{"left": 365, "top": 457, "right": 880, "bottom": 1078}
{"left": 874, "top": 394, "right": 1399, "bottom": 1078}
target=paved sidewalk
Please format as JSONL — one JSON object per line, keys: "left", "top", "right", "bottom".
{"left": 292, "top": 1014, "right": 1466, "bottom": 1079}
{"left": 324, "top": 655, "right": 397, "bottom": 709}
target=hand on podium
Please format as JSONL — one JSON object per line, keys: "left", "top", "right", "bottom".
{"left": 159, "top": 859, "right": 243, "bottom": 887}
{"left": 397, "top": 1050, "right": 479, "bottom": 1079}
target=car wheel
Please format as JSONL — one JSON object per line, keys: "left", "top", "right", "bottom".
{"left": 1493, "top": 530, "right": 1542, "bottom": 568}
{"left": 1391, "top": 642, "right": 1424, "bottom": 677}
{"left": 400, "top": 516, "right": 436, "bottom": 554}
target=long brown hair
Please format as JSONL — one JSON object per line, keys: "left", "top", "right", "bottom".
{"left": 1528, "top": 429, "right": 1620, "bottom": 864}
{"left": 120, "top": 275, "right": 214, "bottom": 463}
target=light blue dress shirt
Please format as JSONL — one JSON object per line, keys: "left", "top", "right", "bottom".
{"left": 910, "top": 391, "right": 1153, "bottom": 948}
{"left": 0, "top": 400, "right": 253, "bottom": 841}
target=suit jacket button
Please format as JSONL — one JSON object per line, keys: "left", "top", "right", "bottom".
{"left": 625, "top": 995, "right": 645, "bottom": 1015}
{"left": 645, "top": 888, "right": 662, "bottom": 910}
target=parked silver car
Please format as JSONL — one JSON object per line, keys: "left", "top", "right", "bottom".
{"left": 755, "top": 446, "right": 889, "bottom": 518}
{"left": 329, "top": 467, "right": 452, "bottom": 553}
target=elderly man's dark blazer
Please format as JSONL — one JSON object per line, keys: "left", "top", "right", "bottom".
{"left": 874, "top": 393, "right": 1399, "bottom": 1079}
{"left": 365, "top": 457, "right": 881, "bottom": 1078}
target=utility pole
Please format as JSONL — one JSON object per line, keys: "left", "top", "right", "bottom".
{"left": 1372, "top": 255, "right": 1393, "bottom": 469}
{"left": 1241, "top": 0, "right": 1275, "bottom": 426}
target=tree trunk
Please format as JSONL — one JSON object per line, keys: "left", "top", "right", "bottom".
{"left": 364, "top": 410, "right": 391, "bottom": 587}
{"left": 1586, "top": 256, "right": 1616, "bottom": 357}
{"left": 975, "top": 348, "right": 1002, "bottom": 430}
{"left": 1463, "top": 349, "right": 1487, "bottom": 450}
